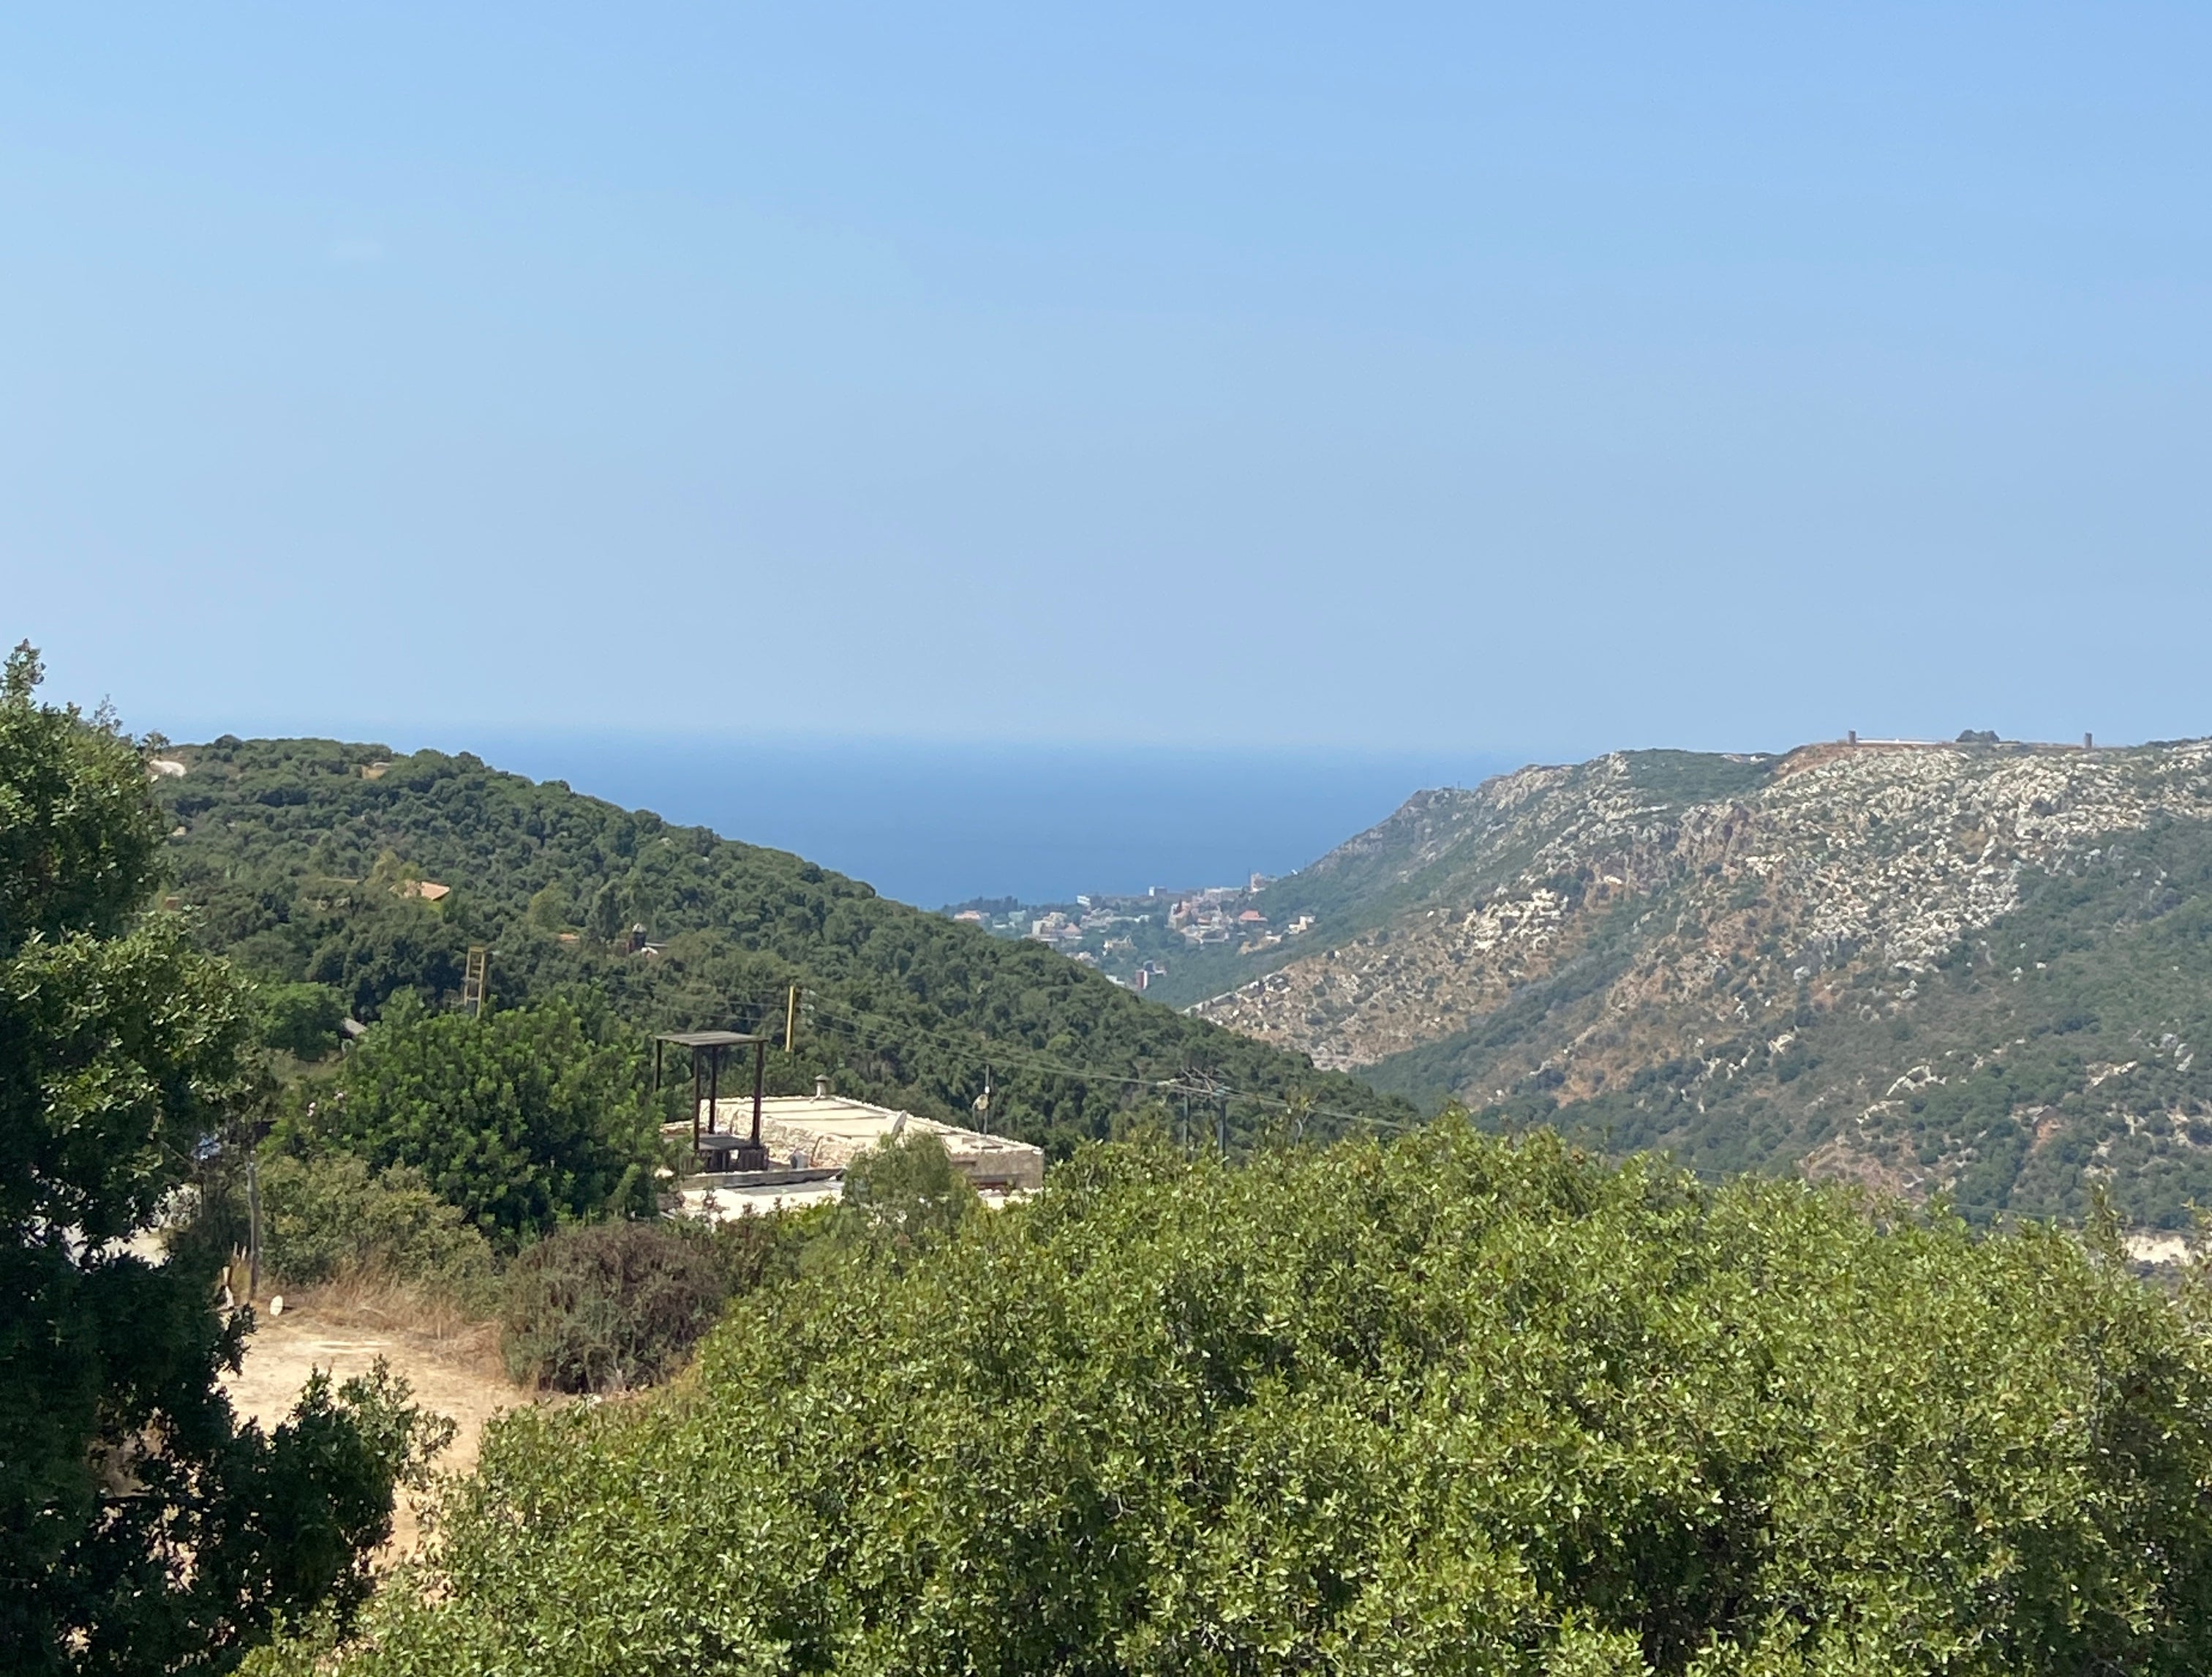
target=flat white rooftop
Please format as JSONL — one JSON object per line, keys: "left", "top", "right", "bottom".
{"left": 673, "top": 1177, "right": 846, "bottom": 1223}
{"left": 672, "top": 1174, "right": 1031, "bottom": 1224}
{"left": 670, "top": 1092, "right": 1045, "bottom": 1196}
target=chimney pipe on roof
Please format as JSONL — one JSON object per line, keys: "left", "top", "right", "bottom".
{"left": 814, "top": 1075, "right": 830, "bottom": 1100}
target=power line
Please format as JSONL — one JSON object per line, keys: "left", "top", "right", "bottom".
{"left": 654, "top": 975, "right": 1437, "bottom": 1145}
{"left": 622, "top": 957, "right": 1410, "bottom": 1129}
{"left": 797, "top": 994, "right": 1160, "bottom": 1084}
{"left": 797, "top": 991, "right": 1410, "bottom": 1136}
{"left": 801, "top": 994, "right": 1245, "bottom": 1099}
{"left": 642, "top": 981, "right": 1665, "bottom": 1168}
{"left": 791, "top": 999, "right": 1722, "bottom": 1178}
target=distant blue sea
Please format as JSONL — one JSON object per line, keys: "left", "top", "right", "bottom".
{"left": 451, "top": 735, "right": 1522, "bottom": 909}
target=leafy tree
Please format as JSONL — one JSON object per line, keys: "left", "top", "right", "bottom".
{"left": 253, "top": 1125, "right": 2212, "bottom": 1676}
{"left": 290, "top": 991, "right": 663, "bottom": 1240}
{"left": 303, "top": 898, "right": 467, "bottom": 1024}
{"left": 824, "top": 1129, "right": 978, "bottom": 1267}
{"left": 524, "top": 884, "right": 571, "bottom": 931}
{"left": 257, "top": 980, "right": 347, "bottom": 1059}
{"left": 584, "top": 878, "right": 626, "bottom": 943}
{"left": 0, "top": 643, "right": 421, "bottom": 1674}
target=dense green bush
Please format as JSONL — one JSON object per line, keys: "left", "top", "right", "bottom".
{"left": 257, "top": 980, "right": 348, "bottom": 1059}
{"left": 500, "top": 1218, "right": 799, "bottom": 1394}
{"left": 257, "top": 1152, "right": 497, "bottom": 1307}
{"left": 260, "top": 1125, "right": 2212, "bottom": 1675}
{"left": 819, "top": 1129, "right": 978, "bottom": 1267}
{"left": 288, "top": 991, "right": 663, "bottom": 1242}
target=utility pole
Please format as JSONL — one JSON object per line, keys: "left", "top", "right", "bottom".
{"left": 246, "top": 1151, "right": 262, "bottom": 1302}
{"left": 785, "top": 983, "right": 802, "bottom": 1052}
{"left": 236, "top": 1087, "right": 283, "bottom": 1308}
{"left": 1177, "top": 1070, "right": 1222, "bottom": 1156}
{"left": 750, "top": 1035, "right": 767, "bottom": 1152}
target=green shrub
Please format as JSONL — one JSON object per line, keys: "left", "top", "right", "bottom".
{"left": 687, "top": 1201, "right": 824, "bottom": 1296}
{"left": 290, "top": 991, "right": 663, "bottom": 1242}
{"left": 257, "top": 1152, "right": 497, "bottom": 1308}
{"left": 275, "top": 1126, "right": 2212, "bottom": 1675}
{"left": 819, "top": 1129, "right": 977, "bottom": 1269}
{"left": 257, "top": 980, "right": 347, "bottom": 1059}
{"left": 501, "top": 1220, "right": 745, "bottom": 1394}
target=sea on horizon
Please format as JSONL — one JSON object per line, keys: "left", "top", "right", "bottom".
{"left": 421, "top": 734, "right": 1521, "bottom": 910}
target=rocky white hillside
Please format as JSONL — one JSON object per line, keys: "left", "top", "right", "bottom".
{"left": 1197, "top": 740, "right": 2212, "bottom": 1228}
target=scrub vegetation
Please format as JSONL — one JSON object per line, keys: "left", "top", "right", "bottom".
{"left": 24, "top": 661, "right": 2212, "bottom": 1674}
{"left": 1196, "top": 741, "right": 2212, "bottom": 1230}
{"left": 250, "top": 1125, "right": 2212, "bottom": 1677}
{"left": 1462, "top": 818, "right": 2212, "bottom": 1227}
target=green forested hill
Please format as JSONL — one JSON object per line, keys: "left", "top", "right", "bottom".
{"left": 154, "top": 736, "right": 1411, "bottom": 1152}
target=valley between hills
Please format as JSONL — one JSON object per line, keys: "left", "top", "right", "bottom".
{"left": 154, "top": 730, "right": 2212, "bottom": 1231}
{"left": 23, "top": 685, "right": 2212, "bottom": 1673}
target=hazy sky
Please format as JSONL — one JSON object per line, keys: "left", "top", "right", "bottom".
{"left": 6, "top": 4, "right": 2208, "bottom": 757}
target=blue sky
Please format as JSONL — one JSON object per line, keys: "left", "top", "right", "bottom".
{"left": 6, "top": 4, "right": 2208, "bottom": 758}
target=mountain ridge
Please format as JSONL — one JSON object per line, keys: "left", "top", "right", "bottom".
{"left": 1194, "top": 736, "right": 2212, "bottom": 1226}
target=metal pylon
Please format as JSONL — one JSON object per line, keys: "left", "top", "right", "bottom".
{"left": 462, "top": 945, "right": 489, "bottom": 1016}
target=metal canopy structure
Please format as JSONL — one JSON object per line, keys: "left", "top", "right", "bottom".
{"left": 655, "top": 1029, "right": 761, "bottom": 1053}
{"left": 654, "top": 1030, "right": 772, "bottom": 1170}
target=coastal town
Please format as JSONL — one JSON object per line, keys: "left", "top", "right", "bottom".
{"left": 942, "top": 874, "right": 1319, "bottom": 1002}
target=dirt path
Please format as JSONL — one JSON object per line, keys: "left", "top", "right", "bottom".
{"left": 223, "top": 1291, "right": 526, "bottom": 1556}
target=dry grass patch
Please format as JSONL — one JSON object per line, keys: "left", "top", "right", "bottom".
{"left": 225, "top": 1272, "right": 523, "bottom": 1562}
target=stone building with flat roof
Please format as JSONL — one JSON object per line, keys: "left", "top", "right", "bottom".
{"left": 666, "top": 1083, "right": 1045, "bottom": 1223}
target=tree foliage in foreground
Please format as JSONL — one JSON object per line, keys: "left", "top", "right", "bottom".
{"left": 259, "top": 1125, "right": 2212, "bottom": 1676}
{"left": 0, "top": 644, "right": 426, "bottom": 1675}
